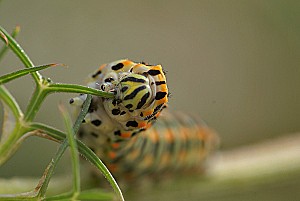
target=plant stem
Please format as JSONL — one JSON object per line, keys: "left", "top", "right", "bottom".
{"left": 24, "top": 86, "right": 46, "bottom": 122}
{"left": 46, "top": 83, "right": 114, "bottom": 98}
{"left": 24, "top": 83, "right": 113, "bottom": 122}
{"left": 0, "top": 123, "right": 26, "bottom": 165}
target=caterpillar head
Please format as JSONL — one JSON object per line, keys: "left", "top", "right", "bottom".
{"left": 71, "top": 59, "right": 168, "bottom": 140}
{"left": 115, "top": 73, "right": 153, "bottom": 111}
{"left": 102, "top": 61, "right": 168, "bottom": 134}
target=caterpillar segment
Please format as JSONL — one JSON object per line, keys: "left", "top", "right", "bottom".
{"left": 102, "top": 111, "right": 218, "bottom": 179}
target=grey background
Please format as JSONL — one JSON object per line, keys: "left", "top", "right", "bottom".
{"left": 0, "top": 0, "right": 299, "bottom": 193}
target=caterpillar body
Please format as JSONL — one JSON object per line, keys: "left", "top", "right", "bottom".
{"left": 70, "top": 59, "right": 218, "bottom": 180}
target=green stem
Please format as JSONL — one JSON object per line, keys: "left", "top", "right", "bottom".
{"left": 0, "top": 124, "right": 33, "bottom": 165}
{"left": 24, "top": 83, "right": 113, "bottom": 122}
{"left": 46, "top": 83, "right": 114, "bottom": 98}
{"left": 0, "top": 86, "right": 25, "bottom": 165}
{"left": 24, "top": 86, "right": 46, "bottom": 122}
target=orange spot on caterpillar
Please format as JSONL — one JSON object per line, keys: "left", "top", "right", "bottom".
{"left": 164, "top": 129, "right": 174, "bottom": 143}
{"left": 149, "top": 129, "right": 159, "bottom": 143}
{"left": 111, "top": 143, "right": 120, "bottom": 149}
{"left": 138, "top": 121, "right": 147, "bottom": 128}
{"left": 143, "top": 109, "right": 154, "bottom": 117}
{"left": 122, "top": 60, "right": 133, "bottom": 67}
{"left": 108, "top": 151, "right": 116, "bottom": 159}
{"left": 120, "top": 132, "right": 131, "bottom": 138}
{"left": 108, "top": 164, "right": 118, "bottom": 172}
{"left": 98, "top": 63, "right": 106, "bottom": 70}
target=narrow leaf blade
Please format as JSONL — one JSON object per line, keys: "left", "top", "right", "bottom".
{"left": 0, "top": 64, "right": 62, "bottom": 85}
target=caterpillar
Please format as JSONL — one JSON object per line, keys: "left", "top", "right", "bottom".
{"left": 70, "top": 59, "right": 218, "bottom": 181}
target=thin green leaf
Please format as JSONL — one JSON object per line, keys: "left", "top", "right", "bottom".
{"left": 72, "top": 94, "right": 93, "bottom": 134}
{"left": 37, "top": 95, "right": 92, "bottom": 199}
{"left": 0, "top": 64, "right": 62, "bottom": 85}
{"left": 29, "top": 122, "right": 65, "bottom": 141}
{"left": 58, "top": 104, "right": 81, "bottom": 194}
{"left": 46, "top": 83, "right": 114, "bottom": 98}
{"left": 0, "top": 30, "right": 8, "bottom": 46}
{"left": 37, "top": 135, "right": 68, "bottom": 198}
{"left": 0, "top": 25, "right": 41, "bottom": 83}
{"left": 0, "top": 25, "right": 20, "bottom": 62}
{"left": 76, "top": 140, "right": 124, "bottom": 201}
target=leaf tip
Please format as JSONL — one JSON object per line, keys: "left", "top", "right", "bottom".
{"left": 14, "top": 25, "right": 21, "bottom": 33}
{"left": 0, "top": 30, "right": 8, "bottom": 46}
{"left": 50, "top": 63, "right": 68, "bottom": 68}
{"left": 58, "top": 102, "right": 65, "bottom": 113}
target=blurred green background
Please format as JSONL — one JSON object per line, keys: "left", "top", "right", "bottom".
{"left": 0, "top": 0, "right": 299, "bottom": 200}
